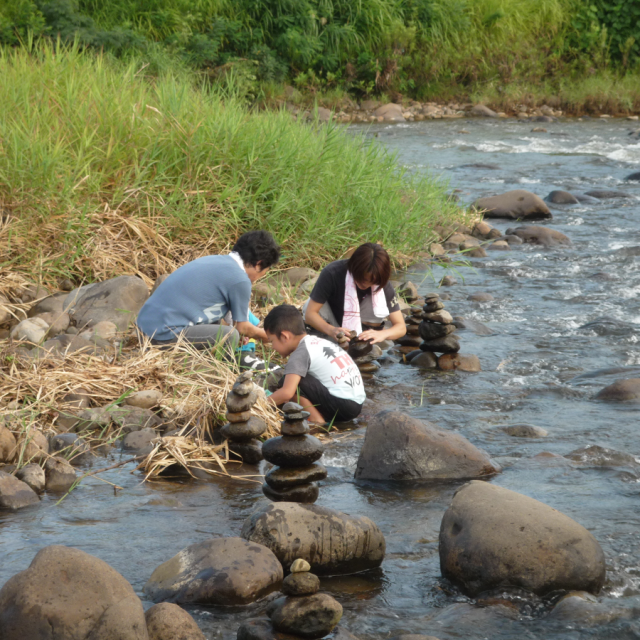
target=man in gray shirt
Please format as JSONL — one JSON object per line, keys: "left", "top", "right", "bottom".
{"left": 137, "top": 231, "right": 280, "bottom": 366}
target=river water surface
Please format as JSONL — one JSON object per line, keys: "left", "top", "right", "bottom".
{"left": 2, "top": 117, "right": 640, "bottom": 639}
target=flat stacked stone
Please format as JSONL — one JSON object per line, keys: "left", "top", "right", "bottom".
{"left": 223, "top": 371, "right": 266, "bottom": 465}
{"left": 262, "top": 402, "right": 326, "bottom": 504}
{"left": 237, "top": 559, "right": 344, "bottom": 640}
{"left": 340, "top": 330, "right": 383, "bottom": 378}
{"left": 395, "top": 306, "right": 424, "bottom": 354}
{"left": 419, "top": 293, "right": 460, "bottom": 356}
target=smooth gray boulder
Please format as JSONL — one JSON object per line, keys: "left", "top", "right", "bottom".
{"left": 144, "top": 603, "right": 206, "bottom": 640}
{"left": 470, "top": 104, "right": 497, "bottom": 118}
{"left": 545, "top": 190, "right": 579, "bottom": 204}
{"left": 0, "top": 545, "right": 149, "bottom": 640}
{"left": 439, "top": 481, "right": 606, "bottom": 596}
{"left": 15, "top": 463, "right": 46, "bottom": 493}
{"left": 242, "top": 502, "right": 385, "bottom": 576}
{"left": 0, "top": 471, "right": 40, "bottom": 509}
{"left": 355, "top": 411, "right": 498, "bottom": 481}
{"left": 44, "top": 456, "right": 77, "bottom": 492}
{"left": 625, "top": 171, "right": 640, "bottom": 181}
{"left": 0, "top": 425, "right": 17, "bottom": 462}
{"left": 595, "top": 378, "right": 640, "bottom": 401}
{"left": 474, "top": 190, "right": 552, "bottom": 220}
{"left": 374, "top": 103, "right": 405, "bottom": 122}
{"left": 504, "top": 225, "right": 570, "bottom": 247}
{"left": 144, "top": 537, "right": 283, "bottom": 605}
{"left": 66, "top": 275, "right": 148, "bottom": 331}
{"left": 584, "top": 189, "right": 631, "bottom": 199}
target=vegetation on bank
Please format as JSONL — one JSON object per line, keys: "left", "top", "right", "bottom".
{"left": 0, "top": 45, "right": 460, "bottom": 287}
{"left": 2, "top": 0, "right": 640, "bottom": 111}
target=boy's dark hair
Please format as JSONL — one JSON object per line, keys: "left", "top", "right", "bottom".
{"left": 233, "top": 230, "right": 281, "bottom": 269}
{"left": 347, "top": 242, "right": 391, "bottom": 289}
{"left": 264, "top": 304, "right": 306, "bottom": 338}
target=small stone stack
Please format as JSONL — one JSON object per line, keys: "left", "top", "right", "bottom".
{"left": 417, "top": 292, "right": 461, "bottom": 369}
{"left": 222, "top": 372, "right": 266, "bottom": 465}
{"left": 340, "top": 330, "right": 383, "bottom": 377}
{"left": 262, "top": 402, "right": 326, "bottom": 503}
{"left": 268, "top": 559, "right": 342, "bottom": 638}
{"left": 237, "top": 559, "right": 344, "bottom": 640}
{"left": 395, "top": 306, "right": 424, "bottom": 354}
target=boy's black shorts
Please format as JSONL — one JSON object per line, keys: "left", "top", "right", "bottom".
{"left": 277, "top": 374, "right": 363, "bottom": 423}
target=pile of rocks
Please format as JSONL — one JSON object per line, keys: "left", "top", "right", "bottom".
{"left": 262, "top": 402, "right": 325, "bottom": 503}
{"left": 222, "top": 372, "right": 266, "bottom": 465}
{"left": 338, "top": 331, "right": 383, "bottom": 377}
{"left": 238, "top": 558, "right": 344, "bottom": 640}
{"left": 402, "top": 294, "right": 481, "bottom": 372}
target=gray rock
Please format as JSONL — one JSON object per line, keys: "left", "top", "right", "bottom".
{"left": 374, "top": 103, "right": 405, "bottom": 122}
{"left": 504, "top": 234, "right": 524, "bottom": 245}
{"left": 144, "top": 537, "right": 283, "bottom": 605}
{"left": 269, "top": 593, "right": 342, "bottom": 638}
{"left": 237, "top": 619, "right": 359, "bottom": 640}
{"left": 0, "top": 425, "right": 17, "bottom": 462}
{"left": 15, "top": 463, "right": 45, "bottom": 493}
{"left": 66, "top": 275, "right": 149, "bottom": 332}
{"left": 265, "top": 463, "right": 327, "bottom": 490}
{"left": 281, "top": 268, "right": 318, "bottom": 287}
{"left": 565, "top": 445, "right": 638, "bottom": 467}
{"left": 27, "top": 292, "right": 66, "bottom": 318}
{"left": 229, "top": 439, "right": 263, "bottom": 465}
{"left": 419, "top": 322, "right": 455, "bottom": 341}
{"left": 145, "top": 603, "right": 206, "bottom": 640}
{"left": 262, "top": 435, "right": 324, "bottom": 467}
{"left": 584, "top": 189, "right": 632, "bottom": 199}
{"left": 421, "top": 310, "right": 453, "bottom": 324}
{"left": 0, "top": 471, "right": 40, "bottom": 509}
{"left": 545, "top": 190, "right": 579, "bottom": 204}
{"left": 467, "top": 293, "right": 494, "bottom": 302}
{"left": 595, "top": 378, "right": 640, "bottom": 401}
{"left": 474, "top": 190, "right": 552, "bottom": 220}
{"left": 471, "top": 104, "right": 497, "bottom": 118}
{"left": 501, "top": 424, "right": 548, "bottom": 438}
{"left": 125, "top": 389, "right": 162, "bottom": 410}
{"left": 76, "top": 407, "right": 112, "bottom": 431}
{"left": 0, "top": 545, "right": 148, "bottom": 640}
{"left": 625, "top": 171, "right": 640, "bottom": 181}
{"left": 579, "top": 317, "right": 638, "bottom": 337}
{"left": 226, "top": 390, "right": 258, "bottom": 413}
{"left": 282, "top": 572, "right": 320, "bottom": 596}
{"left": 10, "top": 317, "right": 48, "bottom": 344}
{"left": 36, "top": 311, "right": 70, "bottom": 336}
{"left": 123, "top": 428, "right": 157, "bottom": 452}
{"left": 410, "top": 351, "right": 438, "bottom": 368}
{"left": 439, "top": 481, "right": 606, "bottom": 596}
{"left": 220, "top": 417, "right": 266, "bottom": 441}
{"left": 242, "top": 502, "right": 385, "bottom": 576}
{"left": 355, "top": 411, "right": 498, "bottom": 481}
{"left": 438, "top": 353, "right": 481, "bottom": 372}
{"left": 42, "top": 334, "right": 97, "bottom": 355}
{"left": 262, "top": 482, "right": 319, "bottom": 504}
{"left": 419, "top": 334, "right": 460, "bottom": 354}
{"left": 108, "top": 405, "right": 163, "bottom": 433}
{"left": 44, "top": 456, "right": 77, "bottom": 492}
{"left": 505, "top": 225, "right": 570, "bottom": 247}
{"left": 50, "top": 433, "right": 93, "bottom": 466}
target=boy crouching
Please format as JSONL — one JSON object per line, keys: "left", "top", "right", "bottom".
{"left": 264, "top": 305, "right": 365, "bottom": 424}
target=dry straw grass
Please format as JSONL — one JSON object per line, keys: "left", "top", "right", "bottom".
{"left": 0, "top": 333, "right": 281, "bottom": 479}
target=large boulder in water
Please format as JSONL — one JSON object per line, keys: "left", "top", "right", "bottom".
{"left": 374, "top": 103, "right": 405, "bottom": 122}
{"left": 355, "top": 411, "right": 498, "bottom": 481}
{"left": 144, "top": 603, "right": 206, "bottom": 640}
{"left": 0, "top": 545, "right": 148, "bottom": 640}
{"left": 144, "top": 537, "right": 282, "bottom": 605}
{"left": 595, "top": 378, "right": 640, "bottom": 401}
{"left": 65, "top": 275, "right": 149, "bottom": 332}
{"left": 473, "top": 190, "right": 552, "bottom": 220}
{"left": 241, "top": 502, "right": 385, "bottom": 576}
{"left": 439, "top": 481, "right": 606, "bottom": 596}
{"left": 505, "top": 225, "right": 571, "bottom": 247}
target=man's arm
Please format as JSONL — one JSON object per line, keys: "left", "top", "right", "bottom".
{"left": 268, "top": 374, "right": 302, "bottom": 406}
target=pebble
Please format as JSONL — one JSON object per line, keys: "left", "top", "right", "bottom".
{"left": 281, "top": 420, "right": 310, "bottom": 436}
{"left": 233, "top": 380, "right": 254, "bottom": 396}
{"left": 348, "top": 340, "right": 373, "bottom": 358}
{"left": 419, "top": 322, "right": 455, "bottom": 341}
{"left": 264, "top": 463, "right": 327, "bottom": 490}
{"left": 291, "top": 559, "right": 311, "bottom": 573}
{"left": 421, "top": 309, "right": 453, "bottom": 324}
{"left": 282, "top": 572, "right": 320, "bottom": 596}
{"left": 440, "top": 275, "right": 457, "bottom": 286}
{"left": 226, "top": 410, "right": 254, "bottom": 423}
{"left": 468, "top": 293, "right": 494, "bottom": 302}
{"left": 283, "top": 402, "right": 304, "bottom": 413}
{"left": 262, "top": 435, "right": 324, "bottom": 467}
{"left": 229, "top": 439, "right": 263, "bottom": 465}
{"left": 15, "top": 463, "right": 45, "bottom": 493}
{"left": 423, "top": 300, "right": 444, "bottom": 312}
{"left": 226, "top": 390, "right": 258, "bottom": 413}
{"left": 125, "top": 389, "right": 162, "bottom": 410}
{"left": 358, "top": 361, "right": 381, "bottom": 373}
{"left": 281, "top": 411, "right": 311, "bottom": 421}
{"left": 420, "top": 334, "right": 461, "bottom": 354}
{"left": 268, "top": 593, "right": 343, "bottom": 638}
{"left": 262, "top": 481, "right": 319, "bottom": 503}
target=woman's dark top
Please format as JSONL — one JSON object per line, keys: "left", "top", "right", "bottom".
{"left": 309, "top": 260, "right": 400, "bottom": 326}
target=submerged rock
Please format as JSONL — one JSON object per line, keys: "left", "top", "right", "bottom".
{"left": 474, "top": 190, "right": 552, "bottom": 220}
{"left": 145, "top": 603, "right": 206, "bottom": 640}
{"left": 437, "top": 353, "right": 481, "bottom": 372}
{"left": 242, "top": 502, "right": 385, "bottom": 576}
{"left": 501, "top": 424, "right": 548, "bottom": 438}
{"left": 584, "top": 189, "right": 632, "bottom": 199}
{"left": 565, "top": 445, "right": 638, "bottom": 467}
{"left": 268, "top": 593, "right": 342, "bottom": 638}
{"left": 44, "top": 456, "right": 77, "bottom": 492}
{"left": 144, "top": 537, "right": 283, "bottom": 605}
{"left": 505, "top": 225, "right": 571, "bottom": 247}
{"left": 544, "top": 190, "right": 579, "bottom": 204}
{"left": 595, "top": 378, "right": 640, "bottom": 401}
{"left": 439, "top": 481, "right": 606, "bottom": 596}
{"left": 452, "top": 317, "right": 494, "bottom": 336}
{"left": 355, "top": 412, "right": 498, "bottom": 481}
{"left": 0, "top": 545, "right": 148, "bottom": 640}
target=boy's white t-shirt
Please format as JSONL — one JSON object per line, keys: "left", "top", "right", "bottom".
{"left": 283, "top": 335, "right": 366, "bottom": 404}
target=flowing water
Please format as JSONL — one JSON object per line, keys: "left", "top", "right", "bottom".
{"left": 3, "top": 117, "right": 640, "bottom": 639}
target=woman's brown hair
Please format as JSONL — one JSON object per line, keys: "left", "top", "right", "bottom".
{"left": 347, "top": 243, "right": 391, "bottom": 289}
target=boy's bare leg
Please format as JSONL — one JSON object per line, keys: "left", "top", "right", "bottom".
{"left": 299, "top": 397, "right": 326, "bottom": 425}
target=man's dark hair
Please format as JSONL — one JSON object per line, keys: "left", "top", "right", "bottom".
{"left": 347, "top": 242, "right": 391, "bottom": 289}
{"left": 264, "top": 304, "right": 306, "bottom": 338}
{"left": 233, "top": 230, "right": 281, "bottom": 269}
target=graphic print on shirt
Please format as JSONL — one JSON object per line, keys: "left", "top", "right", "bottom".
{"left": 305, "top": 336, "right": 365, "bottom": 403}
{"left": 202, "top": 302, "right": 226, "bottom": 324}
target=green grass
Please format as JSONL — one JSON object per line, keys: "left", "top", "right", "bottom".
{"left": 0, "top": 43, "right": 461, "bottom": 286}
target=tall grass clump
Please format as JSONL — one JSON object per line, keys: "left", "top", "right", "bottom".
{"left": 0, "top": 43, "right": 459, "bottom": 285}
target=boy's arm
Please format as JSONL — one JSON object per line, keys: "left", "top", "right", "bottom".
{"left": 268, "top": 374, "right": 302, "bottom": 407}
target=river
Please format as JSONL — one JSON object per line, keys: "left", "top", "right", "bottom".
{"left": 2, "top": 117, "right": 640, "bottom": 639}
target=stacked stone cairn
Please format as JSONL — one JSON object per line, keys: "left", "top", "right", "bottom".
{"left": 337, "top": 330, "right": 383, "bottom": 378}
{"left": 238, "top": 558, "right": 343, "bottom": 640}
{"left": 221, "top": 371, "right": 266, "bottom": 465}
{"left": 262, "top": 402, "right": 326, "bottom": 503}
{"left": 418, "top": 293, "right": 460, "bottom": 366}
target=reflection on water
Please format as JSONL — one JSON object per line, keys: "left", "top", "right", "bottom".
{"left": 2, "top": 118, "right": 640, "bottom": 639}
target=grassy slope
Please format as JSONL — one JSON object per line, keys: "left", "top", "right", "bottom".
{"left": 0, "top": 44, "right": 461, "bottom": 287}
